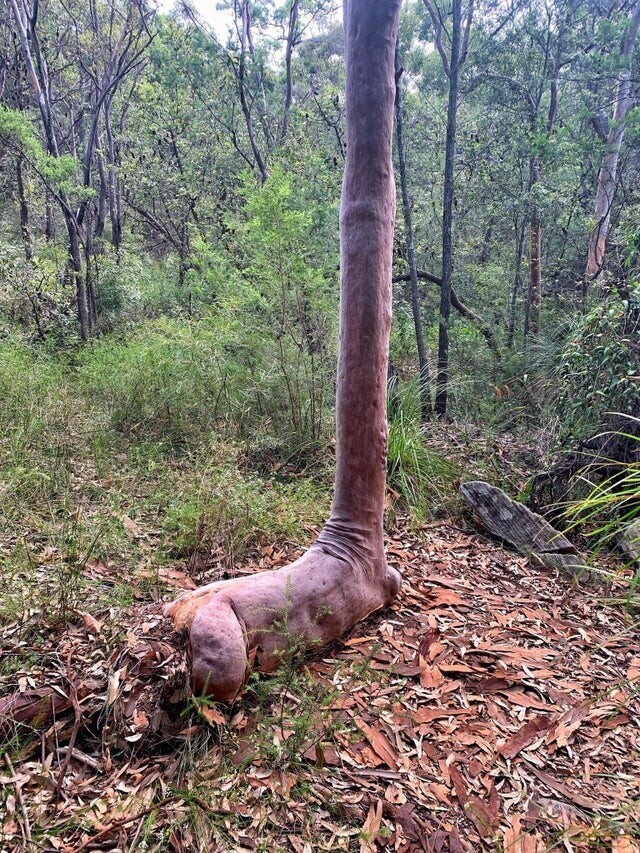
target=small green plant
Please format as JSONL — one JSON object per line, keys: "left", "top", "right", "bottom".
{"left": 386, "top": 410, "right": 457, "bottom": 518}
{"left": 562, "top": 420, "right": 640, "bottom": 604}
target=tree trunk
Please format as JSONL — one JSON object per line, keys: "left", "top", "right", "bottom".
{"left": 506, "top": 218, "right": 525, "bottom": 349}
{"left": 280, "top": 0, "right": 299, "bottom": 142}
{"left": 44, "top": 192, "right": 55, "bottom": 241}
{"left": 395, "top": 47, "right": 432, "bottom": 421}
{"left": 165, "top": 0, "right": 402, "bottom": 701}
{"left": 236, "top": 0, "right": 269, "bottom": 184}
{"left": 67, "top": 219, "right": 89, "bottom": 341}
{"left": 435, "top": 0, "right": 462, "bottom": 417}
{"left": 105, "top": 107, "right": 122, "bottom": 252}
{"left": 15, "top": 155, "right": 33, "bottom": 262}
{"left": 585, "top": 0, "right": 640, "bottom": 288}
{"left": 527, "top": 156, "right": 542, "bottom": 341}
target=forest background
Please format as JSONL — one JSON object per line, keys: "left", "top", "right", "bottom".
{"left": 1, "top": 0, "right": 640, "bottom": 849}
{"left": 2, "top": 0, "right": 639, "bottom": 576}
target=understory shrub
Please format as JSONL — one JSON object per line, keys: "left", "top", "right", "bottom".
{"left": 557, "top": 287, "right": 640, "bottom": 441}
{"left": 159, "top": 448, "right": 330, "bottom": 568}
{"left": 75, "top": 319, "right": 225, "bottom": 446}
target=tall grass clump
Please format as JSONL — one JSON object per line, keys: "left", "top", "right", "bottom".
{"left": 0, "top": 337, "right": 74, "bottom": 517}
{"left": 563, "top": 422, "right": 640, "bottom": 561}
{"left": 386, "top": 410, "right": 457, "bottom": 519}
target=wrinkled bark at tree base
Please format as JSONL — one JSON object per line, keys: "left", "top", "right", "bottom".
{"left": 165, "top": 545, "right": 401, "bottom": 700}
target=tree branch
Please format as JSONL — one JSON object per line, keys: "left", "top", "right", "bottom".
{"left": 392, "top": 269, "right": 501, "bottom": 356}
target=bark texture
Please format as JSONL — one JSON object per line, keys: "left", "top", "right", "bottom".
{"left": 165, "top": 0, "right": 403, "bottom": 701}
{"left": 585, "top": 0, "right": 640, "bottom": 283}
{"left": 460, "top": 481, "right": 587, "bottom": 578}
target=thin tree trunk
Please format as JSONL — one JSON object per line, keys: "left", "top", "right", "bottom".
{"left": 44, "top": 192, "right": 55, "bottom": 241}
{"left": 165, "top": 0, "right": 403, "bottom": 701}
{"left": 528, "top": 156, "right": 542, "bottom": 340}
{"left": 69, "top": 224, "right": 89, "bottom": 342}
{"left": 281, "top": 0, "right": 299, "bottom": 142}
{"left": 236, "top": 0, "right": 269, "bottom": 184}
{"left": 585, "top": 0, "right": 640, "bottom": 288}
{"left": 395, "top": 47, "right": 432, "bottom": 421}
{"left": 105, "top": 107, "right": 122, "bottom": 252}
{"left": 84, "top": 218, "right": 99, "bottom": 330}
{"left": 507, "top": 218, "right": 525, "bottom": 349}
{"left": 435, "top": 0, "right": 462, "bottom": 417}
{"left": 95, "top": 145, "right": 108, "bottom": 240}
{"left": 16, "top": 156, "right": 33, "bottom": 262}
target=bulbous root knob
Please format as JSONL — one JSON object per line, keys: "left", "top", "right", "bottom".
{"left": 164, "top": 547, "right": 401, "bottom": 701}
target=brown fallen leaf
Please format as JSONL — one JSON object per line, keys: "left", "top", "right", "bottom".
{"left": 420, "top": 663, "right": 444, "bottom": 689}
{"left": 449, "top": 765, "right": 500, "bottom": 839}
{"left": 357, "top": 720, "right": 399, "bottom": 771}
{"left": 546, "top": 704, "right": 589, "bottom": 750}
{"left": 429, "top": 589, "right": 465, "bottom": 607}
{"left": 528, "top": 767, "right": 601, "bottom": 810}
{"left": 499, "top": 715, "right": 551, "bottom": 759}
{"left": 613, "top": 836, "right": 640, "bottom": 853}
{"left": 122, "top": 514, "right": 143, "bottom": 536}
{"left": 360, "top": 799, "right": 383, "bottom": 853}
{"left": 156, "top": 567, "right": 197, "bottom": 590}
{"left": 413, "top": 707, "right": 469, "bottom": 724}
{"left": 502, "top": 814, "right": 543, "bottom": 852}
{"left": 200, "top": 705, "right": 225, "bottom": 726}
{"left": 78, "top": 611, "right": 102, "bottom": 634}
{"left": 626, "top": 656, "right": 640, "bottom": 682}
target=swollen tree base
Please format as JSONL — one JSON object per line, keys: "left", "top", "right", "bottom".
{"left": 165, "top": 543, "right": 401, "bottom": 700}
{"left": 166, "top": 0, "right": 403, "bottom": 701}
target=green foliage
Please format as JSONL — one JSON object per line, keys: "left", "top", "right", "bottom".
{"left": 75, "top": 319, "right": 226, "bottom": 445}
{"left": 564, "top": 418, "right": 640, "bottom": 550}
{"left": 0, "top": 336, "right": 333, "bottom": 631}
{"left": 0, "top": 242, "right": 70, "bottom": 338}
{"left": 0, "top": 337, "right": 72, "bottom": 512}
{"left": 557, "top": 289, "right": 640, "bottom": 440}
{"left": 160, "top": 451, "right": 329, "bottom": 566}
{"left": 224, "top": 166, "right": 338, "bottom": 444}
{"left": 0, "top": 106, "right": 80, "bottom": 191}
{"left": 386, "top": 409, "right": 457, "bottom": 518}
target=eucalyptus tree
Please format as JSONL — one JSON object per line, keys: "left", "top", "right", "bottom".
{"left": 121, "top": 18, "right": 241, "bottom": 296}
{"left": 395, "top": 44, "right": 432, "bottom": 419}
{"left": 422, "top": 0, "right": 473, "bottom": 415}
{"left": 5, "top": 0, "right": 155, "bottom": 338}
{"left": 585, "top": 0, "right": 640, "bottom": 290}
{"left": 165, "top": 0, "right": 404, "bottom": 701}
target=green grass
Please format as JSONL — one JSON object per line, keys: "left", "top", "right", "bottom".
{"left": 386, "top": 409, "right": 458, "bottom": 519}
{"left": 0, "top": 333, "right": 332, "bottom": 631}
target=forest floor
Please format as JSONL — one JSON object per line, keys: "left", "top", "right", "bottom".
{"left": 1, "top": 515, "right": 639, "bottom": 852}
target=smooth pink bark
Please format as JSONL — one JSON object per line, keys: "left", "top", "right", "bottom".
{"left": 165, "top": 0, "right": 403, "bottom": 700}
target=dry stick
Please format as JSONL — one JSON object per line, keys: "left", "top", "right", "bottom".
{"left": 73, "top": 797, "right": 181, "bottom": 852}
{"left": 4, "top": 752, "right": 32, "bottom": 845}
{"left": 55, "top": 659, "right": 82, "bottom": 803}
